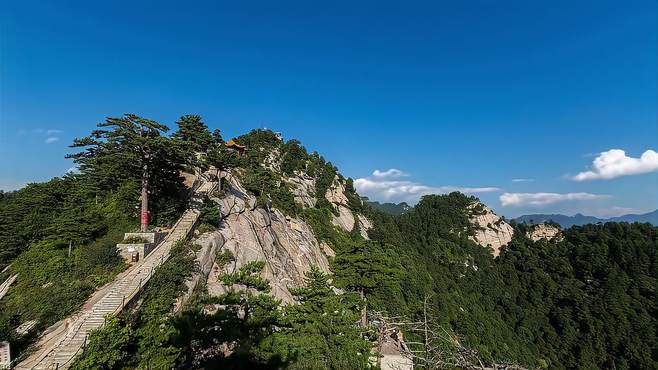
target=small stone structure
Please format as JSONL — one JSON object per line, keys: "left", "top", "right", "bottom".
{"left": 116, "top": 232, "right": 165, "bottom": 262}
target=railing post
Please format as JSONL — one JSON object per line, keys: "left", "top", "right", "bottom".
{"left": 122, "top": 295, "right": 125, "bottom": 307}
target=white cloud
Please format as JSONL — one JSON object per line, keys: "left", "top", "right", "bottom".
{"left": 45, "top": 137, "right": 60, "bottom": 144}
{"left": 355, "top": 170, "right": 499, "bottom": 203}
{"left": 372, "top": 169, "right": 408, "bottom": 179}
{"left": 47, "top": 129, "right": 63, "bottom": 135}
{"left": 500, "top": 192, "right": 609, "bottom": 207}
{"left": 512, "top": 178, "right": 534, "bottom": 182}
{"left": 572, "top": 149, "right": 658, "bottom": 181}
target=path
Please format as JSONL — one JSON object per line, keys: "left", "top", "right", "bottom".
{"left": 17, "top": 177, "right": 216, "bottom": 370}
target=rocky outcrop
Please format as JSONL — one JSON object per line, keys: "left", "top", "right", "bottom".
{"left": 174, "top": 231, "right": 224, "bottom": 312}
{"left": 208, "top": 173, "right": 331, "bottom": 303}
{"left": 0, "top": 274, "right": 17, "bottom": 301}
{"left": 527, "top": 223, "right": 562, "bottom": 242}
{"left": 285, "top": 172, "right": 317, "bottom": 208}
{"left": 468, "top": 203, "right": 514, "bottom": 257}
{"left": 325, "top": 176, "right": 356, "bottom": 231}
{"left": 325, "top": 176, "right": 373, "bottom": 239}
{"left": 357, "top": 214, "right": 373, "bottom": 240}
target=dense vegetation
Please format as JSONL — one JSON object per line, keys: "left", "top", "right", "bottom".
{"left": 0, "top": 114, "right": 206, "bottom": 360}
{"left": 359, "top": 198, "right": 657, "bottom": 369}
{"left": 1, "top": 119, "right": 655, "bottom": 369}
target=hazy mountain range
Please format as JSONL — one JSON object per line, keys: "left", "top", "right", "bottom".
{"left": 514, "top": 210, "right": 658, "bottom": 228}
{"left": 368, "top": 199, "right": 658, "bottom": 228}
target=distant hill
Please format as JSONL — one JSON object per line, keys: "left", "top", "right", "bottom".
{"left": 515, "top": 209, "right": 658, "bottom": 227}
{"left": 365, "top": 199, "right": 412, "bottom": 215}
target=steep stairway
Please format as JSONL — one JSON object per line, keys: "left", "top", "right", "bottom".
{"left": 17, "top": 177, "right": 216, "bottom": 370}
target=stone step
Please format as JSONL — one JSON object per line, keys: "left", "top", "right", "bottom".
{"left": 20, "top": 180, "right": 214, "bottom": 369}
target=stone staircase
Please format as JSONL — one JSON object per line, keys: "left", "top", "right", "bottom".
{"left": 17, "top": 177, "right": 216, "bottom": 370}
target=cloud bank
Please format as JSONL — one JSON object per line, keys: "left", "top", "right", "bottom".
{"left": 572, "top": 149, "right": 658, "bottom": 181}
{"left": 355, "top": 169, "right": 499, "bottom": 204}
{"left": 500, "top": 192, "right": 609, "bottom": 207}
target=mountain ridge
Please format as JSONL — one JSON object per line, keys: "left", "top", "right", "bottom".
{"left": 514, "top": 209, "right": 658, "bottom": 227}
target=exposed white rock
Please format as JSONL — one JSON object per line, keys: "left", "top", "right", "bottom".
{"left": 208, "top": 173, "right": 331, "bottom": 303}
{"left": 320, "top": 241, "right": 336, "bottom": 258}
{"left": 264, "top": 148, "right": 282, "bottom": 173}
{"left": 323, "top": 176, "right": 374, "bottom": 238}
{"left": 357, "top": 214, "right": 373, "bottom": 240}
{"left": 174, "top": 231, "right": 224, "bottom": 313}
{"left": 332, "top": 206, "right": 356, "bottom": 232}
{"left": 285, "top": 172, "right": 317, "bottom": 208}
{"left": 325, "top": 176, "right": 350, "bottom": 206}
{"left": 527, "top": 223, "right": 563, "bottom": 242}
{"left": 325, "top": 176, "right": 356, "bottom": 232}
{"left": 468, "top": 203, "right": 514, "bottom": 257}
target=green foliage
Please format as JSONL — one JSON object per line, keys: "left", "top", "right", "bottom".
{"left": 122, "top": 236, "right": 148, "bottom": 243}
{"left": 256, "top": 267, "right": 371, "bottom": 369}
{"left": 174, "top": 266, "right": 370, "bottom": 369}
{"left": 490, "top": 223, "right": 657, "bottom": 369}
{"left": 215, "top": 250, "right": 235, "bottom": 268}
{"left": 70, "top": 318, "right": 133, "bottom": 370}
{"left": 361, "top": 194, "right": 658, "bottom": 369}
{"left": 70, "top": 240, "right": 196, "bottom": 369}
{"left": 0, "top": 175, "right": 116, "bottom": 269}
{"left": 0, "top": 189, "right": 130, "bottom": 356}
{"left": 222, "top": 261, "right": 271, "bottom": 292}
{"left": 332, "top": 239, "right": 403, "bottom": 296}
{"left": 199, "top": 196, "right": 221, "bottom": 228}
{"left": 67, "top": 114, "right": 188, "bottom": 227}
{"left": 172, "top": 114, "right": 215, "bottom": 156}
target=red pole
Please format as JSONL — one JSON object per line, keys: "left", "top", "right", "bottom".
{"left": 140, "top": 161, "right": 149, "bottom": 232}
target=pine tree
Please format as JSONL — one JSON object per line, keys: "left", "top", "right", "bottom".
{"left": 172, "top": 114, "right": 215, "bottom": 155}
{"left": 331, "top": 240, "right": 402, "bottom": 324}
{"left": 67, "top": 114, "right": 184, "bottom": 231}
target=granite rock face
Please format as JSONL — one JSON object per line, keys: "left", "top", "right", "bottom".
{"left": 207, "top": 173, "right": 331, "bottom": 303}
{"left": 468, "top": 203, "right": 514, "bottom": 257}
{"left": 527, "top": 223, "right": 563, "bottom": 242}
{"left": 285, "top": 172, "right": 317, "bottom": 208}
{"left": 325, "top": 176, "right": 372, "bottom": 239}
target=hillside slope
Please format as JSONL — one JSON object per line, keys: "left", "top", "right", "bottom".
{"left": 1, "top": 122, "right": 655, "bottom": 370}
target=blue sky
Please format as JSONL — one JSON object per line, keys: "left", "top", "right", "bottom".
{"left": 1, "top": 0, "right": 656, "bottom": 218}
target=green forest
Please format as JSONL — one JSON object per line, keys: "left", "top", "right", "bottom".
{"left": 0, "top": 115, "right": 655, "bottom": 369}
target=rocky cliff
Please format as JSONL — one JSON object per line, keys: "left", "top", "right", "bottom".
{"left": 325, "top": 176, "right": 372, "bottom": 239}
{"left": 526, "top": 223, "right": 562, "bottom": 242}
{"left": 207, "top": 173, "right": 333, "bottom": 303}
{"left": 468, "top": 203, "right": 514, "bottom": 257}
